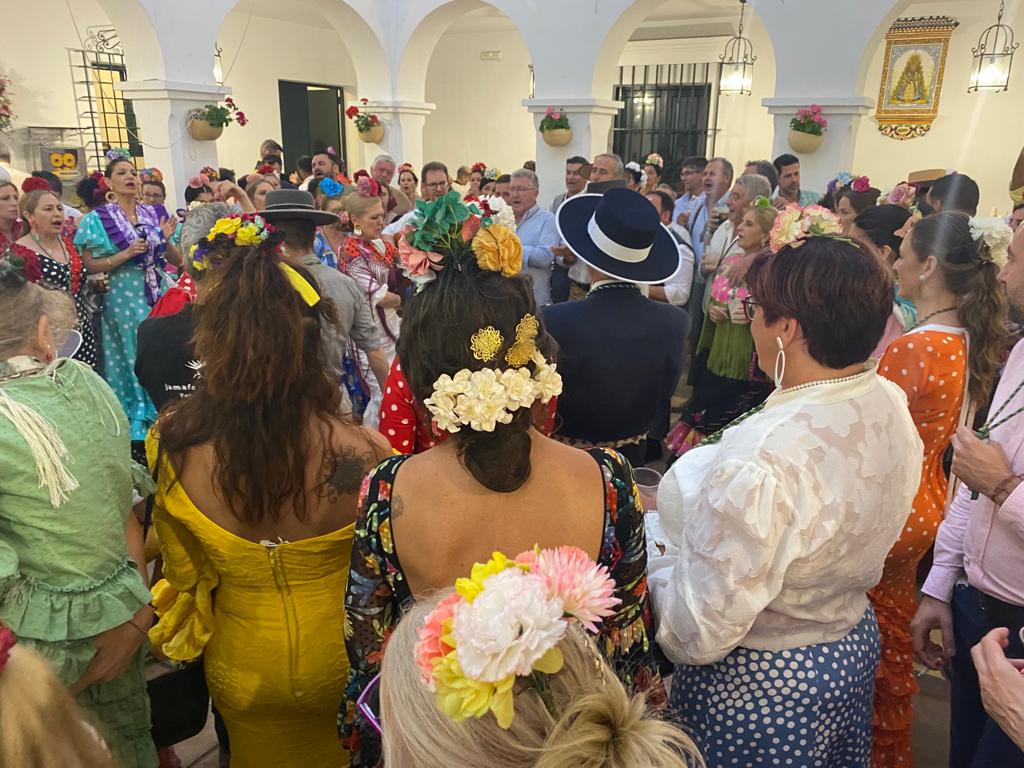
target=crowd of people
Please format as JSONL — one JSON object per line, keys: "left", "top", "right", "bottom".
{"left": 2, "top": 133, "right": 1024, "bottom": 768}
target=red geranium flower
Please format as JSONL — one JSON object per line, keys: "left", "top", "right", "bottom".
{"left": 345, "top": 105, "right": 359, "bottom": 119}
{"left": 369, "top": 114, "right": 379, "bottom": 126}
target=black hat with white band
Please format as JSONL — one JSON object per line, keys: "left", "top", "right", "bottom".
{"left": 555, "top": 187, "right": 681, "bottom": 284}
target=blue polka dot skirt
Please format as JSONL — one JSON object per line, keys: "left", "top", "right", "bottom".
{"left": 670, "top": 608, "right": 879, "bottom": 768}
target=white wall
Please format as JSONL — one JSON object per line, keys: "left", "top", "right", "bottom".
{"left": 421, "top": 16, "right": 776, "bottom": 190}
{"left": 0, "top": 0, "right": 112, "bottom": 164}
{"left": 423, "top": 28, "right": 535, "bottom": 177}
{"left": 853, "top": 0, "right": 1024, "bottom": 215}
{"left": 213, "top": 11, "right": 358, "bottom": 176}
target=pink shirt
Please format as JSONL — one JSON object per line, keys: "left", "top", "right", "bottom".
{"left": 922, "top": 338, "right": 1024, "bottom": 605}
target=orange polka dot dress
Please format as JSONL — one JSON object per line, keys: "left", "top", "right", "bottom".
{"left": 871, "top": 330, "right": 967, "bottom": 767}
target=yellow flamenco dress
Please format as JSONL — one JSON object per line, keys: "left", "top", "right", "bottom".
{"left": 147, "top": 440, "right": 353, "bottom": 768}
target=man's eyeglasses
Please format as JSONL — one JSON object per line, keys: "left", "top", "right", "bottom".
{"left": 508, "top": 186, "right": 536, "bottom": 194}
{"left": 741, "top": 297, "right": 760, "bottom": 322}
{"left": 357, "top": 673, "right": 382, "bottom": 735}
{"left": 423, "top": 181, "right": 449, "bottom": 191}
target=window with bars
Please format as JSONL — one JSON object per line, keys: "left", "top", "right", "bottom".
{"left": 612, "top": 63, "right": 717, "bottom": 184}
{"left": 68, "top": 29, "right": 144, "bottom": 173}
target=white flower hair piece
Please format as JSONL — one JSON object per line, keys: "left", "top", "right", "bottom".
{"left": 423, "top": 351, "right": 562, "bottom": 434}
{"left": 478, "top": 195, "right": 517, "bottom": 229}
{"left": 625, "top": 161, "right": 641, "bottom": 173}
{"left": 969, "top": 216, "right": 1014, "bottom": 269}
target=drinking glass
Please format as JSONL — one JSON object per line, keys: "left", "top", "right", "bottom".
{"left": 633, "top": 467, "right": 663, "bottom": 512}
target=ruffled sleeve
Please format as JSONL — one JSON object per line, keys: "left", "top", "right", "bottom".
{"left": 73, "top": 210, "right": 116, "bottom": 258}
{"left": 145, "top": 434, "right": 218, "bottom": 662}
{"left": 652, "top": 455, "right": 799, "bottom": 665}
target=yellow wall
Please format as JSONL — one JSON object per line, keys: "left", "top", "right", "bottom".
{"left": 853, "top": 0, "right": 1024, "bottom": 214}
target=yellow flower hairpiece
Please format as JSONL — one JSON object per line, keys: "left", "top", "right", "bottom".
{"left": 505, "top": 314, "right": 539, "bottom": 368}
{"left": 470, "top": 326, "right": 504, "bottom": 362}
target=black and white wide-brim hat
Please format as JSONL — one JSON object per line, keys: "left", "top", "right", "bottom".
{"left": 555, "top": 187, "right": 681, "bottom": 284}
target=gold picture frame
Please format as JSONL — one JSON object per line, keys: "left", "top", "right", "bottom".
{"left": 875, "top": 16, "right": 960, "bottom": 140}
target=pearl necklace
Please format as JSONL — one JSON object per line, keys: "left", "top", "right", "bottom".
{"left": 778, "top": 367, "right": 870, "bottom": 394}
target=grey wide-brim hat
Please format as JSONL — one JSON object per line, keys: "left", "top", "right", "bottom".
{"left": 259, "top": 189, "right": 339, "bottom": 226}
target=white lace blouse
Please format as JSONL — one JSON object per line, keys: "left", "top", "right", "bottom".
{"left": 650, "top": 366, "right": 923, "bottom": 665}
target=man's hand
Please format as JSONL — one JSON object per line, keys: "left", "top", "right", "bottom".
{"left": 952, "top": 427, "right": 1013, "bottom": 499}
{"left": 551, "top": 244, "right": 577, "bottom": 266}
{"left": 973, "top": 628, "right": 1024, "bottom": 751}
{"left": 676, "top": 211, "right": 690, "bottom": 228}
{"left": 911, "top": 594, "right": 956, "bottom": 669}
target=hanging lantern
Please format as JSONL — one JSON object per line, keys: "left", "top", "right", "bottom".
{"left": 969, "top": 0, "right": 1018, "bottom": 92}
{"left": 719, "top": 0, "right": 756, "bottom": 96}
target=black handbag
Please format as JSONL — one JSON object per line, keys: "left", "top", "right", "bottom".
{"left": 144, "top": 457, "right": 211, "bottom": 749}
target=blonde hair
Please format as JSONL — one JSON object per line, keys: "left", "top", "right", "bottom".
{"left": 743, "top": 202, "right": 778, "bottom": 237}
{"left": 0, "top": 278, "right": 76, "bottom": 361}
{"left": 18, "top": 189, "right": 61, "bottom": 220}
{"left": 0, "top": 644, "right": 117, "bottom": 767}
{"left": 342, "top": 190, "right": 384, "bottom": 221}
{"left": 381, "top": 594, "right": 703, "bottom": 768}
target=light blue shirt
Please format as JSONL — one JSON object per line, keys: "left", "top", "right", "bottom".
{"left": 516, "top": 204, "right": 560, "bottom": 306}
{"left": 689, "top": 191, "right": 728, "bottom": 267}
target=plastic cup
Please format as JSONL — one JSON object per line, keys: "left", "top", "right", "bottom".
{"left": 633, "top": 467, "right": 663, "bottom": 512}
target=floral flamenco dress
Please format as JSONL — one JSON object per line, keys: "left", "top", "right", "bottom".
{"left": 0, "top": 357, "right": 157, "bottom": 767}
{"left": 340, "top": 449, "right": 666, "bottom": 766}
{"left": 74, "top": 202, "right": 173, "bottom": 440}
{"left": 147, "top": 435, "right": 355, "bottom": 768}
{"left": 870, "top": 326, "right": 967, "bottom": 767}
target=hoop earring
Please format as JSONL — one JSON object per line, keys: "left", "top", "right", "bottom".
{"left": 104, "top": 190, "right": 116, "bottom": 204}
{"left": 774, "top": 336, "right": 786, "bottom": 389}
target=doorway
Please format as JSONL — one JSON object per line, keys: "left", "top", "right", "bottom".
{"left": 278, "top": 81, "right": 346, "bottom": 174}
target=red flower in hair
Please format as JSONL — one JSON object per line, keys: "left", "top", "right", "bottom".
{"left": 21, "top": 176, "right": 51, "bottom": 194}
{"left": 258, "top": 164, "right": 277, "bottom": 175}
{"left": 851, "top": 176, "right": 871, "bottom": 193}
{"left": 471, "top": 162, "right": 487, "bottom": 174}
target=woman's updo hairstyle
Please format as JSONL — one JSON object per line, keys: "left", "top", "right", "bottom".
{"left": 398, "top": 258, "right": 556, "bottom": 493}
{"left": 103, "top": 157, "right": 134, "bottom": 178}
{"left": 910, "top": 211, "right": 1008, "bottom": 403}
{"left": 853, "top": 204, "right": 911, "bottom": 262}
{"left": 184, "top": 184, "right": 213, "bottom": 205}
{"left": 0, "top": 263, "right": 76, "bottom": 361}
{"left": 747, "top": 235, "right": 893, "bottom": 370}
{"left": 381, "top": 596, "right": 703, "bottom": 768}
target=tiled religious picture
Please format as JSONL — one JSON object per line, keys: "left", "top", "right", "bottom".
{"left": 876, "top": 16, "right": 959, "bottom": 140}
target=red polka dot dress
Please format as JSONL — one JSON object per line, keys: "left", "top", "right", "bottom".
{"left": 871, "top": 329, "right": 967, "bottom": 767}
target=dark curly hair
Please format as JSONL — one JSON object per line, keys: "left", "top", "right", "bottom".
{"left": 398, "top": 260, "right": 557, "bottom": 493}
{"left": 158, "top": 229, "right": 343, "bottom": 525}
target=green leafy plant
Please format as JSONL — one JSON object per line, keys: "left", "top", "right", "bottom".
{"left": 193, "top": 97, "right": 247, "bottom": 128}
{"left": 539, "top": 106, "right": 570, "bottom": 132}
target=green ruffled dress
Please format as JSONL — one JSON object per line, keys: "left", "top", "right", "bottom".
{"left": 0, "top": 357, "right": 158, "bottom": 768}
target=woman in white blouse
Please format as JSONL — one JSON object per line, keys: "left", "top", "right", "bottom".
{"left": 651, "top": 230, "right": 923, "bottom": 768}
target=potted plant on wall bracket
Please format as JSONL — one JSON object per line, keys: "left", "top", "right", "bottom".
{"left": 0, "top": 75, "right": 14, "bottom": 134}
{"left": 188, "top": 97, "right": 247, "bottom": 141}
{"left": 347, "top": 100, "right": 384, "bottom": 144}
{"left": 539, "top": 106, "right": 571, "bottom": 147}
{"left": 787, "top": 104, "right": 827, "bottom": 154}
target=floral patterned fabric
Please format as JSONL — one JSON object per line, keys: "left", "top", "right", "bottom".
{"left": 339, "top": 447, "right": 665, "bottom": 766}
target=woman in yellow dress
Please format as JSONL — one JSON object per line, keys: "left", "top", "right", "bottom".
{"left": 147, "top": 214, "right": 391, "bottom": 767}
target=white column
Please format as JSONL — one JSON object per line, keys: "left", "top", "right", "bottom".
{"left": 522, "top": 98, "right": 624, "bottom": 208}
{"left": 355, "top": 100, "right": 436, "bottom": 174}
{"left": 115, "top": 80, "right": 231, "bottom": 210}
{"left": 762, "top": 97, "right": 874, "bottom": 195}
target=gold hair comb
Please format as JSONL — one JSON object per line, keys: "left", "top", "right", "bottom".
{"left": 505, "top": 314, "right": 539, "bottom": 368}
{"left": 470, "top": 326, "right": 504, "bottom": 362}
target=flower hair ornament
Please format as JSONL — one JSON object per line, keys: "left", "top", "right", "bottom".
{"left": 188, "top": 173, "right": 210, "bottom": 190}
{"left": 200, "top": 166, "right": 220, "bottom": 181}
{"left": 471, "top": 162, "right": 488, "bottom": 174}
{"left": 139, "top": 167, "right": 164, "bottom": 184}
{"left": 104, "top": 147, "right": 131, "bottom": 162}
{"left": 398, "top": 162, "right": 414, "bottom": 174}
{"left": 355, "top": 175, "right": 382, "bottom": 197}
{"left": 752, "top": 195, "right": 774, "bottom": 212}
{"left": 625, "top": 161, "right": 641, "bottom": 174}
{"left": 969, "top": 217, "right": 1014, "bottom": 269}
{"left": 21, "top": 176, "right": 51, "bottom": 194}
{"left": 424, "top": 312, "right": 561, "bottom": 433}
{"left": 851, "top": 175, "right": 872, "bottom": 193}
{"left": 187, "top": 214, "right": 321, "bottom": 307}
{"left": 878, "top": 182, "right": 916, "bottom": 211}
{"left": 319, "top": 177, "right": 344, "bottom": 198}
{"left": 398, "top": 190, "right": 521, "bottom": 293}
{"left": 483, "top": 167, "right": 500, "bottom": 182}
{"left": 415, "top": 547, "right": 620, "bottom": 728}
{"left": 769, "top": 204, "right": 844, "bottom": 253}
{"left": 644, "top": 152, "right": 664, "bottom": 170}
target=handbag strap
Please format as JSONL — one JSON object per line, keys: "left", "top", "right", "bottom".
{"left": 144, "top": 454, "right": 159, "bottom": 539}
